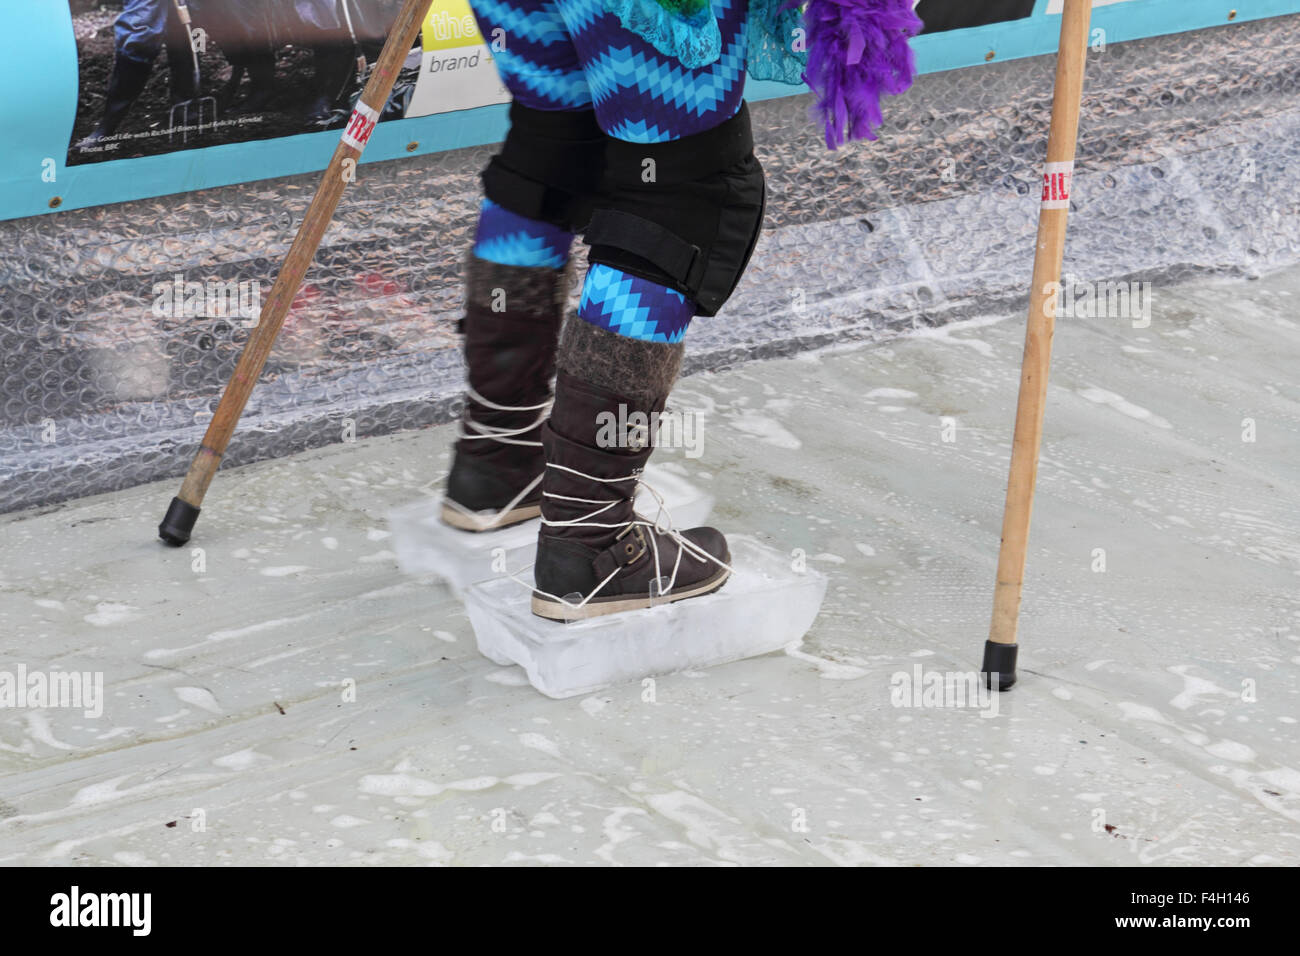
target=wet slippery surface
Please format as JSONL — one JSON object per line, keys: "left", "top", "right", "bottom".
{"left": 2, "top": 268, "right": 1299, "bottom": 866}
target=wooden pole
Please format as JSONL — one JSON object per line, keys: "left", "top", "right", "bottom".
{"left": 983, "top": 0, "right": 1093, "bottom": 689}
{"left": 159, "top": 0, "right": 436, "bottom": 545}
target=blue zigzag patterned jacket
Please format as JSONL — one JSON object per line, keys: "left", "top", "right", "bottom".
{"left": 605, "top": 0, "right": 922, "bottom": 147}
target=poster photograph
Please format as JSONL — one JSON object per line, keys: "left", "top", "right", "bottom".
{"left": 66, "top": 0, "right": 424, "bottom": 165}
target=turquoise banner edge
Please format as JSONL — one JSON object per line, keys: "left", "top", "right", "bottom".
{"left": 3, "top": 0, "right": 1295, "bottom": 222}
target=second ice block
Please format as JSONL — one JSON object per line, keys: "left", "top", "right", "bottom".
{"left": 463, "top": 535, "right": 828, "bottom": 698}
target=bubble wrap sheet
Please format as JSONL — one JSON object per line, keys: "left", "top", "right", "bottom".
{"left": 2, "top": 17, "right": 1299, "bottom": 514}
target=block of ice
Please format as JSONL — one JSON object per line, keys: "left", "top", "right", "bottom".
{"left": 463, "top": 535, "right": 827, "bottom": 698}
{"left": 387, "top": 466, "right": 714, "bottom": 595}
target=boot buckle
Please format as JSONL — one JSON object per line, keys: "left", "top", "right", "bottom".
{"left": 613, "top": 523, "right": 649, "bottom": 566}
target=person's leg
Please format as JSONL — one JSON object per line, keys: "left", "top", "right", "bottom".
{"left": 234, "top": 50, "right": 277, "bottom": 115}
{"left": 78, "top": 0, "right": 167, "bottom": 146}
{"left": 559, "top": 0, "right": 749, "bottom": 143}
{"left": 306, "top": 41, "right": 356, "bottom": 125}
{"left": 163, "top": 0, "right": 199, "bottom": 103}
{"left": 443, "top": 0, "right": 604, "bottom": 530}
{"left": 468, "top": 0, "right": 603, "bottom": 268}
{"left": 531, "top": 0, "right": 765, "bottom": 618}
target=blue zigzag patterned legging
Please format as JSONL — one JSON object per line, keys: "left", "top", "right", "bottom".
{"left": 469, "top": 0, "right": 750, "bottom": 343}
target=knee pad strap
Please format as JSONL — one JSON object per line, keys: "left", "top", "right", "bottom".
{"left": 583, "top": 103, "right": 765, "bottom": 317}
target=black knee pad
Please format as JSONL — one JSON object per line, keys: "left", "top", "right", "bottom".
{"left": 481, "top": 103, "right": 606, "bottom": 233}
{"left": 583, "top": 103, "right": 766, "bottom": 317}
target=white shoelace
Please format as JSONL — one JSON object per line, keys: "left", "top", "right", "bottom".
{"left": 440, "top": 386, "right": 550, "bottom": 532}
{"left": 512, "top": 462, "right": 735, "bottom": 613}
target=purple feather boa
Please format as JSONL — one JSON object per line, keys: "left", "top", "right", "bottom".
{"left": 782, "top": 0, "right": 922, "bottom": 149}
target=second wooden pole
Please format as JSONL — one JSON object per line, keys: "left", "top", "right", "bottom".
{"left": 984, "top": 0, "right": 1094, "bottom": 690}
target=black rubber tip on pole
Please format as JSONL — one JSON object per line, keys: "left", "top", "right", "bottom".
{"left": 982, "top": 640, "right": 1019, "bottom": 692}
{"left": 159, "top": 496, "right": 200, "bottom": 547}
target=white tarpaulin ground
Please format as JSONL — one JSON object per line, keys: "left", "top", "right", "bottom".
{"left": 1, "top": 267, "right": 1297, "bottom": 866}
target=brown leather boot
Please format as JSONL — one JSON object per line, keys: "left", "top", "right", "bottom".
{"left": 442, "top": 257, "right": 567, "bottom": 531}
{"left": 530, "top": 322, "right": 730, "bottom": 620}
